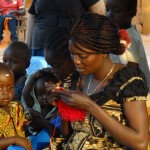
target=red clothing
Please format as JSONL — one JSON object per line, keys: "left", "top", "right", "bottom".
{"left": 0, "top": 0, "right": 24, "bottom": 15}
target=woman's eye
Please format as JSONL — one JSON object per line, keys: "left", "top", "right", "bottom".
{"left": 79, "top": 54, "right": 88, "bottom": 59}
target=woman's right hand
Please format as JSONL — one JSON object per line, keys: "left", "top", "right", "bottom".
{"left": 14, "top": 137, "right": 32, "bottom": 150}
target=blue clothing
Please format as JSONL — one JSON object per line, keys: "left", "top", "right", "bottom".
{"left": 0, "top": 14, "right": 18, "bottom": 42}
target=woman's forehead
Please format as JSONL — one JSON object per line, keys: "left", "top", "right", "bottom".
{"left": 68, "top": 40, "right": 97, "bottom": 54}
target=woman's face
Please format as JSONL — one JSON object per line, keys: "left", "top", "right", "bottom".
{"left": 68, "top": 40, "right": 104, "bottom": 76}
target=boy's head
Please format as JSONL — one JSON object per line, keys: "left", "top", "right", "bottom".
{"left": 3, "top": 41, "right": 31, "bottom": 79}
{"left": 106, "top": 0, "right": 137, "bottom": 29}
{"left": 34, "top": 72, "right": 59, "bottom": 108}
{"left": 0, "top": 62, "right": 14, "bottom": 107}
{"left": 44, "top": 27, "right": 75, "bottom": 80}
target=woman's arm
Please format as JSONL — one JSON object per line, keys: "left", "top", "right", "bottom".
{"left": 25, "top": 13, "right": 35, "bottom": 47}
{"left": 88, "top": 100, "right": 148, "bottom": 150}
{"left": 89, "top": 0, "right": 106, "bottom": 15}
{"left": 57, "top": 90, "right": 148, "bottom": 149}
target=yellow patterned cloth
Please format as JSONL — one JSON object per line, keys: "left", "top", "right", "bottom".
{"left": 0, "top": 101, "right": 28, "bottom": 138}
{"left": 51, "top": 63, "right": 148, "bottom": 150}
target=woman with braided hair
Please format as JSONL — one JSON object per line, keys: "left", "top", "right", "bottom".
{"left": 48, "top": 13, "right": 149, "bottom": 150}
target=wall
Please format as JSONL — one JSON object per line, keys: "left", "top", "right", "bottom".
{"left": 142, "top": 0, "right": 150, "bottom": 34}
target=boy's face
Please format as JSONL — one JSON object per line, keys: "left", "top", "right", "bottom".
{"left": 106, "top": 0, "right": 132, "bottom": 28}
{"left": 35, "top": 79, "right": 55, "bottom": 108}
{"left": 0, "top": 72, "right": 14, "bottom": 107}
{"left": 3, "top": 48, "right": 27, "bottom": 78}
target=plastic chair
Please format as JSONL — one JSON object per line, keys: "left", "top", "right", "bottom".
{"left": 26, "top": 56, "right": 49, "bottom": 75}
{"left": 7, "top": 129, "right": 50, "bottom": 150}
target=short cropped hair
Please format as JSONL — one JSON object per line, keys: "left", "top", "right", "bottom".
{"left": 5, "top": 41, "right": 31, "bottom": 63}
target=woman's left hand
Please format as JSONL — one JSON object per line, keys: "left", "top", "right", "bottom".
{"left": 56, "top": 89, "right": 92, "bottom": 111}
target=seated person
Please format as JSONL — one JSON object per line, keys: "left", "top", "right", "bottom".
{"left": 22, "top": 68, "right": 61, "bottom": 136}
{"left": 0, "top": 62, "right": 32, "bottom": 150}
{"left": 49, "top": 13, "right": 148, "bottom": 149}
{"left": 0, "top": 0, "right": 26, "bottom": 42}
{"left": 3, "top": 41, "right": 31, "bottom": 101}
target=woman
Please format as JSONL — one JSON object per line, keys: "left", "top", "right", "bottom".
{"left": 25, "top": 0, "right": 105, "bottom": 56}
{"left": 52, "top": 14, "right": 149, "bottom": 149}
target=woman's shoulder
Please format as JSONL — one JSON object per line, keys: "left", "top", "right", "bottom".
{"left": 104, "top": 62, "right": 149, "bottom": 102}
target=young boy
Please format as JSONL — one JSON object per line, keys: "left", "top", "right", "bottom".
{"left": 3, "top": 41, "right": 31, "bottom": 101}
{"left": 106, "top": 0, "right": 150, "bottom": 92}
{"left": 0, "top": 62, "right": 32, "bottom": 150}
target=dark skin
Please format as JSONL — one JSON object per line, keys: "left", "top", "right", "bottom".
{"left": 3, "top": 48, "right": 30, "bottom": 101}
{"left": 0, "top": 63, "right": 32, "bottom": 150}
{"left": 22, "top": 68, "right": 60, "bottom": 136}
{"left": 106, "top": 0, "right": 136, "bottom": 29}
{"left": 44, "top": 51, "right": 76, "bottom": 81}
{"left": 53, "top": 40, "right": 148, "bottom": 150}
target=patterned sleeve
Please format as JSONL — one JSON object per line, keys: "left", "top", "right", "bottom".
{"left": 105, "top": 62, "right": 149, "bottom": 104}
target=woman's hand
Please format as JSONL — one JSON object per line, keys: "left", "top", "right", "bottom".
{"left": 56, "top": 89, "right": 92, "bottom": 111}
{"left": 14, "top": 137, "right": 32, "bottom": 150}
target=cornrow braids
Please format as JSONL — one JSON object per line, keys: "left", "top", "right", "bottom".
{"left": 68, "top": 13, "right": 126, "bottom": 55}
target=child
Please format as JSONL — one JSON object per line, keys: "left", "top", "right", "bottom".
{"left": 22, "top": 68, "right": 60, "bottom": 136}
{"left": 3, "top": 41, "right": 31, "bottom": 101}
{"left": 0, "top": 62, "right": 32, "bottom": 150}
{"left": 106, "top": 0, "right": 150, "bottom": 91}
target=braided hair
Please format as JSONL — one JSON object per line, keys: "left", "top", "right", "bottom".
{"left": 68, "top": 13, "right": 126, "bottom": 55}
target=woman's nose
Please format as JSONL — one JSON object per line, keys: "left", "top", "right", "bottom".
{"left": 73, "top": 55, "right": 81, "bottom": 65}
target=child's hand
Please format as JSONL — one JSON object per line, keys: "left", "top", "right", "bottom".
{"left": 14, "top": 137, "right": 32, "bottom": 150}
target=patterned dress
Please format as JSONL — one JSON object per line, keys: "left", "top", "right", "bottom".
{"left": 51, "top": 63, "right": 148, "bottom": 150}
{"left": 0, "top": 101, "right": 28, "bottom": 138}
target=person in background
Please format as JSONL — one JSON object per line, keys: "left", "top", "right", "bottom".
{"left": 3, "top": 41, "right": 31, "bottom": 101}
{"left": 0, "top": 62, "right": 32, "bottom": 150}
{"left": 49, "top": 13, "right": 148, "bottom": 149}
{"left": 44, "top": 27, "right": 80, "bottom": 91}
{"left": 0, "top": 0, "right": 26, "bottom": 42}
{"left": 106, "top": 0, "right": 150, "bottom": 92}
{"left": 25, "top": 0, "right": 105, "bottom": 56}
